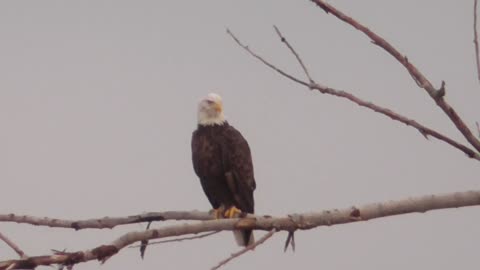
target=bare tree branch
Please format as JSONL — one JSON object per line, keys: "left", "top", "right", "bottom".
{"left": 309, "top": 0, "right": 480, "bottom": 153}
{"left": 273, "top": 25, "right": 314, "bottom": 84}
{"left": 211, "top": 229, "right": 276, "bottom": 270}
{"left": 0, "top": 231, "right": 27, "bottom": 259}
{"left": 129, "top": 231, "right": 220, "bottom": 248}
{"left": 474, "top": 0, "right": 480, "bottom": 83}
{"left": 227, "top": 29, "right": 480, "bottom": 161}
{"left": 0, "top": 211, "right": 212, "bottom": 230}
{"left": 1, "top": 190, "right": 480, "bottom": 269}
{"left": 227, "top": 29, "right": 310, "bottom": 87}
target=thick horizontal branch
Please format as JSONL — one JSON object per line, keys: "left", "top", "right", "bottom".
{"left": 310, "top": 0, "right": 480, "bottom": 153}
{"left": 0, "top": 211, "right": 212, "bottom": 230}
{"left": 227, "top": 30, "right": 480, "bottom": 161}
{"left": 1, "top": 190, "right": 480, "bottom": 269}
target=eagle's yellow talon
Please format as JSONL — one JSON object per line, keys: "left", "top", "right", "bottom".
{"left": 224, "top": 206, "right": 242, "bottom": 218}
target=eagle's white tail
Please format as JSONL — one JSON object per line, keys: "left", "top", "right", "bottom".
{"left": 233, "top": 230, "right": 254, "bottom": 246}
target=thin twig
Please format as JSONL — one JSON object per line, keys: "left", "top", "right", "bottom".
{"left": 211, "top": 229, "right": 276, "bottom": 270}
{"left": 227, "top": 29, "right": 480, "bottom": 161}
{"left": 0, "top": 231, "right": 27, "bottom": 259}
{"left": 309, "top": 0, "right": 480, "bottom": 153}
{"left": 273, "top": 25, "right": 314, "bottom": 84}
{"left": 227, "top": 29, "right": 309, "bottom": 87}
{"left": 139, "top": 221, "right": 152, "bottom": 259}
{"left": 474, "top": 0, "right": 480, "bottom": 83}
{"left": 283, "top": 231, "right": 295, "bottom": 252}
{"left": 129, "top": 231, "right": 220, "bottom": 248}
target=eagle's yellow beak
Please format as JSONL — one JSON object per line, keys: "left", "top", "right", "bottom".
{"left": 213, "top": 102, "right": 222, "bottom": 113}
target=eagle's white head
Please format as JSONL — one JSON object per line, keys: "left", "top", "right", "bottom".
{"left": 197, "top": 93, "right": 226, "bottom": 126}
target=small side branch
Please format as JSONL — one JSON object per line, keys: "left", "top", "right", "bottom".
{"left": 474, "top": 0, "right": 480, "bottom": 83}
{"left": 227, "top": 29, "right": 310, "bottom": 87}
{"left": 211, "top": 229, "right": 276, "bottom": 270}
{"left": 273, "top": 25, "right": 315, "bottom": 84}
{"left": 129, "top": 231, "right": 220, "bottom": 248}
{"left": 0, "top": 231, "right": 27, "bottom": 259}
{"left": 1, "top": 190, "right": 480, "bottom": 269}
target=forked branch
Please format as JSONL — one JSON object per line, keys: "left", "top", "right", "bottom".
{"left": 227, "top": 29, "right": 480, "bottom": 161}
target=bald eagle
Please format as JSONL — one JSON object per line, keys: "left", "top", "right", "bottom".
{"left": 191, "top": 93, "right": 256, "bottom": 246}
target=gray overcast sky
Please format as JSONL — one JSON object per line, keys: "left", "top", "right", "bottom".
{"left": 1, "top": 0, "right": 480, "bottom": 269}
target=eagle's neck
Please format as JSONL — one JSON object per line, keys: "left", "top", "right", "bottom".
{"left": 198, "top": 117, "right": 225, "bottom": 126}
{"left": 198, "top": 121, "right": 229, "bottom": 129}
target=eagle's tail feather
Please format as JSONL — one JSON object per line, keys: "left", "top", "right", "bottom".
{"left": 234, "top": 229, "right": 254, "bottom": 246}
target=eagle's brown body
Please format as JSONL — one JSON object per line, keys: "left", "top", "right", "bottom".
{"left": 191, "top": 121, "right": 256, "bottom": 245}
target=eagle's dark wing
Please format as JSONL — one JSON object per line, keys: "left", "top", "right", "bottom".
{"left": 221, "top": 124, "right": 256, "bottom": 213}
{"left": 191, "top": 128, "right": 222, "bottom": 209}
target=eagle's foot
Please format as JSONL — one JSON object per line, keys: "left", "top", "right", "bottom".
{"left": 224, "top": 206, "right": 242, "bottom": 218}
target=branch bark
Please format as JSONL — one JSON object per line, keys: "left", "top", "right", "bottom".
{"left": 1, "top": 190, "right": 480, "bottom": 269}
{"left": 0, "top": 211, "right": 212, "bottom": 230}
{"left": 310, "top": 0, "right": 480, "bottom": 153}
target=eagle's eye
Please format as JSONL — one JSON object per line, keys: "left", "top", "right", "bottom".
{"left": 206, "top": 100, "right": 214, "bottom": 104}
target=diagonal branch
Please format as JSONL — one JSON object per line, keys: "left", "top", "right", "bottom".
{"left": 1, "top": 190, "right": 480, "bottom": 269}
{"left": 227, "top": 29, "right": 480, "bottom": 161}
{"left": 0, "top": 231, "right": 27, "bottom": 259}
{"left": 474, "top": 0, "right": 480, "bottom": 83}
{"left": 227, "top": 29, "right": 309, "bottom": 87}
{"left": 273, "top": 25, "right": 314, "bottom": 84}
{"left": 211, "top": 229, "right": 276, "bottom": 270}
{"left": 309, "top": 0, "right": 480, "bottom": 153}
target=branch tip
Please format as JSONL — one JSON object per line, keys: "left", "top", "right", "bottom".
{"left": 283, "top": 231, "right": 296, "bottom": 252}
{"left": 140, "top": 221, "right": 152, "bottom": 259}
{"left": 272, "top": 25, "right": 315, "bottom": 83}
